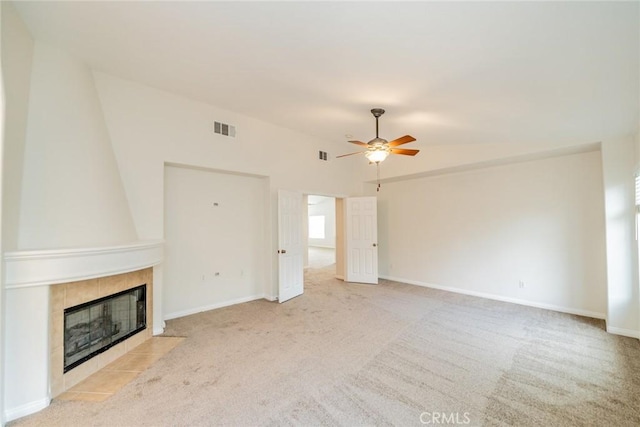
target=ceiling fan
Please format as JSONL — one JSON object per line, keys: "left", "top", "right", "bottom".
{"left": 337, "top": 108, "right": 419, "bottom": 163}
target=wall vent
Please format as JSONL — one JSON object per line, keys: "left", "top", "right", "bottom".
{"left": 213, "top": 121, "right": 236, "bottom": 137}
{"left": 318, "top": 151, "right": 328, "bottom": 161}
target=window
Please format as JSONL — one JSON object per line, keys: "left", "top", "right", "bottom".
{"left": 309, "top": 215, "right": 325, "bottom": 239}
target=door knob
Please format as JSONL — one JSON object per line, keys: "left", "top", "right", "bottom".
{"left": 373, "top": 243, "right": 377, "bottom": 247}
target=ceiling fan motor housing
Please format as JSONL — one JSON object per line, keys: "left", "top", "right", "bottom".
{"left": 368, "top": 137, "right": 388, "bottom": 146}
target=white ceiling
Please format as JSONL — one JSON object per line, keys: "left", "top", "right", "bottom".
{"left": 13, "top": 1, "right": 639, "bottom": 149}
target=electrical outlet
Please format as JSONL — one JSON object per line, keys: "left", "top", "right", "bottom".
{"left": 518, "top": 280, "right": 526, "bottom": 288}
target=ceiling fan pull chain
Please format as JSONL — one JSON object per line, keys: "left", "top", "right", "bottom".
{"left": 377, "top": 162, "right": 381, "bottom": 192}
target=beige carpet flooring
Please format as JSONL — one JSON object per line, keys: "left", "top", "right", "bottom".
{"left": 307, "top": 246, "right": 335, "bottom": 269}
{"left": 10, "top": 265, "right": 640, "bottom": 426}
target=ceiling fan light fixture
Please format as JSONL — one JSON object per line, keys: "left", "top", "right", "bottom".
{"left": 365, "top": 149, "right": 390, "bottom": 163}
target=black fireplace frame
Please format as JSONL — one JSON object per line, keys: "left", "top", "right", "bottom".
{"left": 63, "top": 284, "right": 147, "bottom": 373}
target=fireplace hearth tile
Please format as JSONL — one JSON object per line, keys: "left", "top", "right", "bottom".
{"left": 56, "top": 337, "right": 184, "bottom": 402}
{"left": 95, "top": 341, "right": 127, "bottom": 368}
{"left": 71, "top": 370, "right": 139, "bottom": 394}
{"left": 64, "top": 357, "right": 99, "bottom": 391}
{"left": 58, "top": 391, "right": 112, "bottom": 402}
{"left": 104, "top": 351, "right": 163, "bottom": 372}
{"left": 124, "top": 328, "right": 150, "bottom": 351}
{"left": 130, "top": 336, "right": 183, "bottom": 354}
{"left": 56, "top": 392, "right": 81, "bottom": 401}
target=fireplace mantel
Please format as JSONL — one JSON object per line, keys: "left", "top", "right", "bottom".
{"left": 3, "top": 240, "right": 163, "bottom": 422}
{"left": 4, "top": 240, "right": 163, "bottom": 289}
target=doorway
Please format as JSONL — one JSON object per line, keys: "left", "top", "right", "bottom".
{"left": 305, "top": 195, "right": 336, "bottom": 272}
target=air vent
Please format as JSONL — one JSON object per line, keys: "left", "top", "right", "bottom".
{"left": 213, "top": 121, "right": 236, "bottom": 137}
{"left": 318, "top": 151, "right": 328, "bottom": 161}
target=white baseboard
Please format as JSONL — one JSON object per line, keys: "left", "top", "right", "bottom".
{"left": 164, "top": 294, "right": 266, "bottom": 321}
{"left": 5, "top": 397, "right": 50, "bottom": 422}
{"left": 379, "top": 275, "right": 607, "bottom": 320}
{"left": 606, "top": 326, "right": 640, "bottom": 339}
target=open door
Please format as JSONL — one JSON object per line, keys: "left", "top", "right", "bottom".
{"left": 345, "top": 196, "right": 378, "bottom": 284}
{"left": 278, "top": 190, "right": 304, "bottom": 302}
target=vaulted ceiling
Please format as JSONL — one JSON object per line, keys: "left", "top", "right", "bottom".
{"left": 13, "top": 1, "right": 639, "bottom": 150}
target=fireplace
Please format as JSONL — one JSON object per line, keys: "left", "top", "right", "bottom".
{"left": 49, "top": 268, "right": 154, "bottom": 398}
{"left": 64, "top": 285, "right": 147, "bottom": 372}
{"left": 3, "top": 241, "right": 162, "bottom": 421}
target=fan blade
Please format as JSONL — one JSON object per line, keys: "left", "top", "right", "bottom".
{"left": 390, "top": 148, "right": 419, "bottom": 156}
{"left": 348, "top": 140, "right": 369, "bottom": 147}
{"left": 388, "top": 135, "right": 416, "bottom": 147}
{"left": 336, "top": 151, "right": 365, "bottom": 158}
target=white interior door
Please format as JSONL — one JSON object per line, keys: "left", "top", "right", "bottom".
{"left": 278, "top": 190, "right": 304, "bottom": 302}
{"left": 345, "top": 196, "right": 378, "bottom": 284}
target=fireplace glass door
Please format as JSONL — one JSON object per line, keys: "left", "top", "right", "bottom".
{"left": 64, "top": 284, "right": 146, "bottom": 372}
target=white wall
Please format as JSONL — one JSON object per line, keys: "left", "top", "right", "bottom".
{"left": 308, "top": 196, "right": 336, "bottom": 248}
{"left": 163, "top": 165, "right": 267, "bottom": 319}
{"left": 18, "top": 42, "right": 137, "bottom": 250}
{"left": 302, "top": 195, "right": 309, "bottom": 268}
{"left": 335, "top": 198, "right": 345, "bottom": 279}
{"left": 0, "top": 3, "right": 5, "bottom": 423}
{"left": 636, "top": 6, "right": 640, "bottom": 337}
{"left": 93, "top": 72, "right": 358, "bottom": 310}
{"left": 376, "top": 150, "right": 608, "bottom": 318}
{"left": 3, "top": 41, "right": 141, "bottom": 420}
{"left": 637, "top": 131, "right": 640, "bottom": 337}
{"left": 601, "top": 136, "right": 639, "bottom": 337}
{"left": 3, "top": 286, "right": 48, "bottom": 421}
{"left": 355, "top": 141, "right": 598, "bottom": 186}
{"left": 1, "top": 1, "right": 33, "bottom": 252}
{"left": 1, "top": 3, "right": 35, "bottom": 423}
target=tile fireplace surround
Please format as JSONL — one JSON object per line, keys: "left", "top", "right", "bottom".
{"left": 3, "top": 240, "right": 163, "bottom": 422}
{"left": 50, "top": 268, "right": 153, "bottom": 397}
